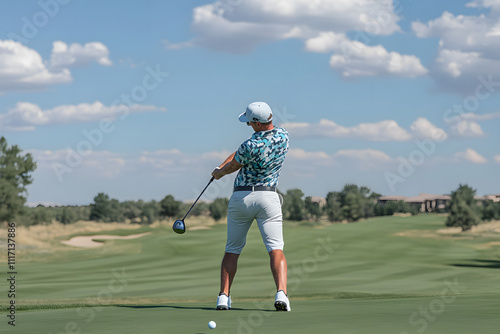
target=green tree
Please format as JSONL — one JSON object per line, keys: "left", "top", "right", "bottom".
{"left": 446, "top": 184, "right": 481, "bottom": 231}
{"left": 375, "top": 200, "right": 417, "bottom": 216}
{"left": 121, "top": 201, "right": 142, "bottom": 221}
{"left": 110, "top": 199, "right": 124, "bottom": 222}
{"left": 191, "top": 201, "right": 209, "bottom": 216}
{"left": 209, "top": 198, "right": 229, "bottom": 221}
{"left": 160, "top": 195, "right": 181, "bottom": 218}
{"left": 325, "top": 185, "right": 378, "bottom": 222}
{"left": 90, "top": 193, "right": 118, "bottom": 222}
{"left": 304, "top": 196, "right": 323, "bottom": 221}
{"left": 0, "top": 137, "right": 37, "bottom": 223}
{"left": 76, "top": 205, "right": 91, "bottom": 222}
{"left": 31, "top": 205, "right": 53, "bottom": 225}
{"left": 283, "top": 189, "right": 305, "bottom": 221}
{"left": 140, "top": 200, "right": 160, "bottom": 224}
{"left": 325, "top": 191, "right": 343, "bottom": 222}
{"left": 373, "top": 203, "right": 387, "bottom": 216}
{"left": 339, "top": 184, "right": 372, "bottom": 222}
{"left": 482, "top": 200, "right": 500, "bottom": 221}
{"left": 58, "top": 207, "right": 77, "bottom": 225}
{"left": 343, "top": 191, "right": 364, "bottom": 221}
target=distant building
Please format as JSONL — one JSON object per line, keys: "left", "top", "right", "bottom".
{"left": 310, "top": 196, "right": 327, "bottom": 207}
{"left": 475, "top": 194, "right": 500, "bottom": 206}
{"left": 484, "top": 194, "right": 500, "bottom": 203}
{"left": 405, "top": 194, "right": 451, "bottom": 212}
{"left": 378, "top": 193, "right": 500, "bottom": 212}
{"left": 377, "top": 195, "right": 407, "bottom": 204}
{"left": 378, "top": 193, "right": 451, "bottom": 213}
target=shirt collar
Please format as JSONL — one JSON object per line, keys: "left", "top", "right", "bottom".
{"left": 253, "top": 127, "right": 276, "bottom": 137}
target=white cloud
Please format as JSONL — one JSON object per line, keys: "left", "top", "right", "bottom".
{"left": 455, "top": 148, "right": 488, "bottom": 164}
{"left": 410, "top": 118, "right": 448, "bottom": 141}
{"left": 264, "top": 147, "right": 395, "bottom": 172}
{"left": 188, "top": 0, "right": 401, "bottom": 54}
{"left": 28, "top": 146, "right": 402, "bottom": 204}
{"left": 487, "top": 21, "right": 500, "bottom": 36}
{"left": 50, "top": 41, "right": 112, "bottom": 69}
{"left": 30, "top": 148, "right": 240, "bottom": 184}
{"left": 435, "top": 49, "right": 482, "bottom": 78}
{"left": 287, "top": 148, "right": 330, "bottom": 161}
{"left": 461, "top": 110, "right": 500, "bottom": 121}
{"left": 137, "top": 149, "right": 239, "bottom": 180}
{"left": 333, "top": 149, "right": 393, "bottom": 170}
{"left": 163, "top": 39, "right": 194, "bottom": 50}
{"left": 189, "top": 3, "right": 304, "bottom": 54}
{"left": 30, "top": 149, "right": 129, "bottom": 179}
{"left": 80, "top": 152, "right": 126, "bottom": 178}
{"left": 139, "top": 149, "right": 186, "bottom": 171}
{"left": 430, "top": 49, "right": 500, "bottom": 93}
{"left": 495, "top": 155, "right": 500, "bottom": 164}
{"left": 0, "top": 39, "right": 112, "bottom": 94}
{"left": 330, "top": 44, "right": 427, "bottom": 78}
{"left": 351, "top": 120, "right": 413, "bottom": 141}
{"left": 285, "top": 119, "right": 338, "bottom": 138}
{"left": 170, "top": 0, "right": 427, "bottom": 78}
{"left": 412, "top": 11, "right": 500, "bottom": 57}
{"left": 0, "top": 101, "right": 166, "bottom": 131}
{"left": 306, "top": 32, "right": 427, "bottom": 78}
{"left": 304, "top": 31, "right": 346, "bottom": 53}
{"left": 283, "top": 118, "right": 413, "bottom": 141}
{"left": 31, "top": 147, "right": 396, "bottom": 182}
{"left": 284, "top": 118, "right": 455, "bottom": 142}
{"left": 450, "top": 120, "right": 484, "bottom": 137}
{"left": 219, "top": 0, "right": 401, "bottom": 34}
{"left": 412, "top": 7, "right": 500, "bottom": 93}
{"left": 466, "top": 0, "right": 500, "bottom": 10}
{"left": 0, "top": 40, "right": 71, "bottom": 93}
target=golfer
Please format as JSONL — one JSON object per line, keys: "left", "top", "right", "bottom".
{"left": 211, "top": 101, "right": 291, "bottom": 311}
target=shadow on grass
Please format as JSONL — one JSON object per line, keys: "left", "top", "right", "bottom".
{"left": 451, "top": 259, "right": 500, "bottom": 269}
{"left": 117, "top": 305, "right": 275, "bottom": 312}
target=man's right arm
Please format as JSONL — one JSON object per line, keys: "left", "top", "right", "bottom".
{"left": 218, "top": 152, "right": 236, "bottom": 168}
{"left": 212, "top": 152, "right": 243, "bottom": 180}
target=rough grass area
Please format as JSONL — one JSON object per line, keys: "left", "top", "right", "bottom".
{"left": 1, "top": 214, "right": 499, "bottom": 333}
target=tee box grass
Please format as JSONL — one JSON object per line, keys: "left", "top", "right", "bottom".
{"left": 2, "top": 214, "right": 500, "bottom": 333}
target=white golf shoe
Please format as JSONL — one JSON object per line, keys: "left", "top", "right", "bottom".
{"left": 274, "top": 290, "right": 291, "bottom": 311}
{"left": 216, "top": 293, "right": 232, "bottom": 310}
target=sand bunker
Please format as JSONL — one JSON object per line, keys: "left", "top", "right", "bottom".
{"left": 189, "top": 226, "right": 211, "bottom": 230}
{"left": 396, "top": 220, "right": 500, "bottom": 240}
{"left": 61, "top": 232, "right": 151, "bottom": 248}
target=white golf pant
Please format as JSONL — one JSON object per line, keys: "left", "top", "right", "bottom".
{"left": 225, "top": 190, "right": 284, "bottom": 254}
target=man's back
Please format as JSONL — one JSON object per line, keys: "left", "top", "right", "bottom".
{"left": 234, "top": 127, "right": 289, "bottom": 187}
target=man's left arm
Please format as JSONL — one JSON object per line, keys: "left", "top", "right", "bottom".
{"left": 212, "top": 152, "right": 243, "bottom": 180}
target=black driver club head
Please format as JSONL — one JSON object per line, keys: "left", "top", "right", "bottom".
{"left": 172, "top": 220, "right": 186, "bottom": 234}
{"left": 172, "top": 176, "right": 214, "bottom": 235}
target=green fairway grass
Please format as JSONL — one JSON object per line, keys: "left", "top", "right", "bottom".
{"left": 2, "top": 215, "right": 500, "bottom": 333}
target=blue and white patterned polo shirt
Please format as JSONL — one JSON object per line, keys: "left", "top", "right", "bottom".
{"left": 234, "top": 127, "right": 289, "bottom": 187}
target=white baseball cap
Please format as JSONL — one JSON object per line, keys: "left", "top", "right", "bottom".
{"left": 238, "top": 102, "right": 273, "bottom": 123}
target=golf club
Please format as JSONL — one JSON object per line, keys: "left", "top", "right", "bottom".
{"left": 173, "top": 176, "right": 215, "bottom": 234}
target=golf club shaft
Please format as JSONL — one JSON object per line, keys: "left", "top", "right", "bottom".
{"left": 182, "top": 176, "right": 215, "bottom": 220}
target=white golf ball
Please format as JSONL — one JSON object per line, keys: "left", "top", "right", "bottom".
{"left": 208, "top": 320, "right": 216, "bottom": 329}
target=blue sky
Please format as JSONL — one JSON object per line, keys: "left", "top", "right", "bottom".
{"left": 1, "top": 0, "right": 499, "bottom": 205}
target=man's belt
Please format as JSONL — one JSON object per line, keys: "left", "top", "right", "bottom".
{"left": 234, "top": 186, "right": 277, "bottom": 192}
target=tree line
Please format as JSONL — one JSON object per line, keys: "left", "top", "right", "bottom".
{"left": 281, "top": 185, "right": 418, "bottom": 222}
{"left": 14, "top": 193, "right": 230, "bottom": 226}
{"left": 13, "top": 183, "right": 500, "bottom": 229}
{"left": 445, "top": 184, "right": 500, "bottom": 231}
{"left": 1, "top": 136, "right": 499, "bottom": 231}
